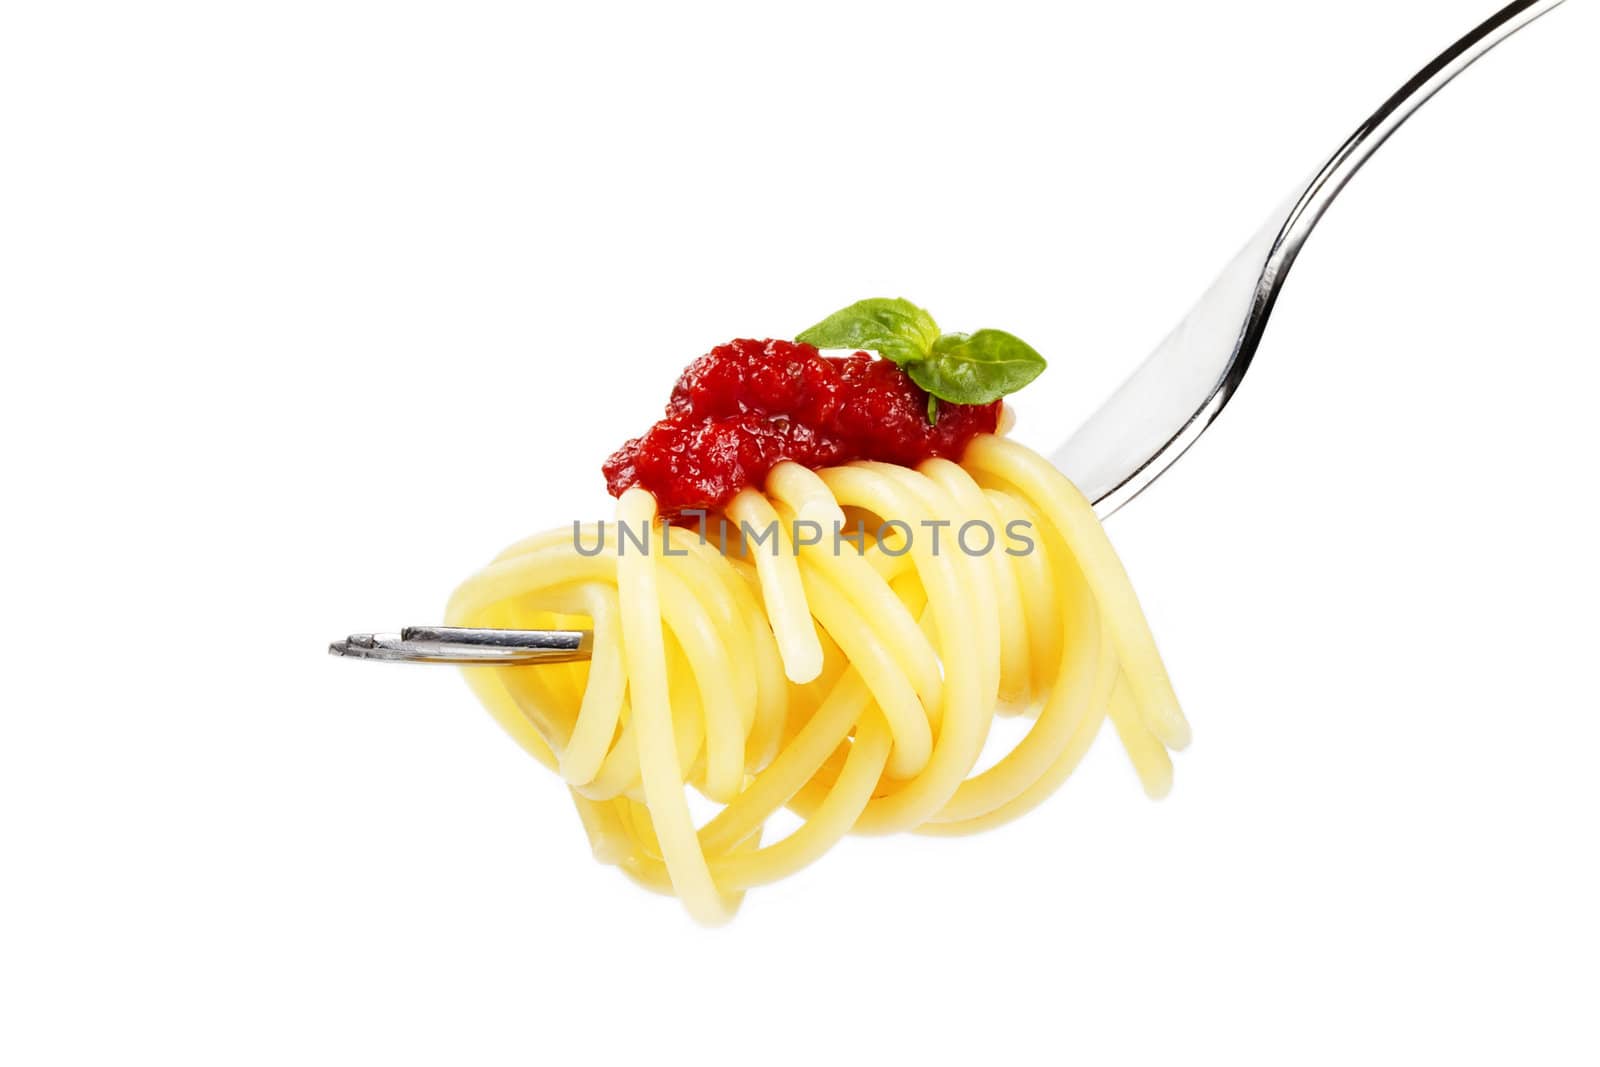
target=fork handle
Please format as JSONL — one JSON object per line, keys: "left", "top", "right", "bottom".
{"left": 1053, "top": 0, "right": 1568, "bottom": 518}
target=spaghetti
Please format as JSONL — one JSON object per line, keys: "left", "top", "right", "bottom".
{"left": 446, "top": 432, "right": 1186, "bottom": 924}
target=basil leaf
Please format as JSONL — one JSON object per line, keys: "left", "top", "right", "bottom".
{"left": 926, "top": 393, "right": 939, "bottom": 424}
{"left": 796, "top": 297, "right": 940, "bottom": 366}
{"left": 905, "top": 329, "right": 1047, "bottom": 406}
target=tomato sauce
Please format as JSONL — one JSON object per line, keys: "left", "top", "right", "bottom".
{"left": 603, "top": 338, "right": 1000, "bottom": 518}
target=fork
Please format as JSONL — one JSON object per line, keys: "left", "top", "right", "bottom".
{"left": 330, "top": 0, "right": 1568, "bottom": 667}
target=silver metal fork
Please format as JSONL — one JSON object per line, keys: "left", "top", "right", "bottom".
{"left": 330, "top": 0, "right": 1568, "bottom": 667}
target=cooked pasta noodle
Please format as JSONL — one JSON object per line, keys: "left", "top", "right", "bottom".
{"left": 446, "top": 433, "right": 1186, "bottom": 924}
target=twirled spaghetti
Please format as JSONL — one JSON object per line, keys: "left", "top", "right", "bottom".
{"left": 446, "top": 432, "right": 1186, "bottom": 924}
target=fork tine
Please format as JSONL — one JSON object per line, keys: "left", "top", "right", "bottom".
{"left": 329, "top": 628, "right": 594, "bottom": 665}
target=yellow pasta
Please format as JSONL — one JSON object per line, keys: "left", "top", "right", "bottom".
{"left": 446, "top": 433, "right": 1186, "bottom": 924}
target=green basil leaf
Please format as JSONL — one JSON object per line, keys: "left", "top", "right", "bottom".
{"left": 926, "top": 393, "right": 939, "bottom": 424}
{"left": 905, "top": 329, "right": 1047, "bottom": 406}
{"left": 795, "top": 297, "right": 940, "bottom": 366}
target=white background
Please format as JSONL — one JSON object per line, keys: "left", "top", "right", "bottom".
{"left": 3, "top": 0, "right": 1597, "bottom": 1063}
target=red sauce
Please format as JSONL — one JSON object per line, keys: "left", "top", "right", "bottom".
{"left": 603, "top": 338, "right": 1001, "bottom": 518}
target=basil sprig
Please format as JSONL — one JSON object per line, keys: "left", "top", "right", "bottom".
{"left": 796, "top": 298, "right": 1046, "bottom": 422}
